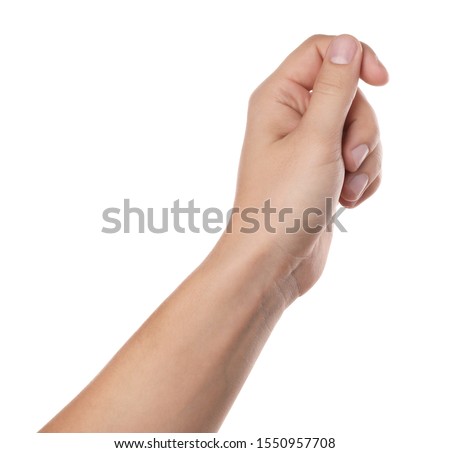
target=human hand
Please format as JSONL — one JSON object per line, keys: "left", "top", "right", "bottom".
{"left": 39, "top": 34, "right": 389, "bottom": 433}
{"left": 222, "top": 34, "right": 388, "bottom": 302}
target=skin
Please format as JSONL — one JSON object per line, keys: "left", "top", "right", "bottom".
{"left": 40, "top": 34, "right": 389, "bottom": 433}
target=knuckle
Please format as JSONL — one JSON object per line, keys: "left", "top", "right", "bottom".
{"left": 314, "top": 74, "right": 346, "bottom": 97}
{"left": 370, "top": 147, "right": 383, "bottom": 174}
{"left": 364, "top": 118, "right": 380, "bottom": 147}
{"left": 248, "top": 80, "right": 276, "bottom": 111}
{"left": 307, "top": 33, "right": 331, "bottom": 44}
{"left": 376, "top": 173, "right": 382, "bottom": 185}
{"left": 248, "top": 84, "right": 264, "bottom": 109}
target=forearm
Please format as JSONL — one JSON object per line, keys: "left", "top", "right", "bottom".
{"left": 40, "top": 234, "right": 290, "bottom": 432}
{"left": 40, "top": 34, "right": 387, "bottom": 433}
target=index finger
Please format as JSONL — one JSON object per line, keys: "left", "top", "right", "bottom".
{"left": 273, "top": 34, "right": 389, "bottom": 89}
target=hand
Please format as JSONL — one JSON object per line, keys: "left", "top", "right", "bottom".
{"left": 223, "top": 34, "right": 388, "bottom": 302}
{"left": 40, "top": 34, "right": 389, "bottom": 433}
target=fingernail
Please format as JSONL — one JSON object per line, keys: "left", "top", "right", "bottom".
{"left": 329, "top": 35, "right": 358, "bottom": 64}
{"left": 351, "top": 144, "right": 369, "bottom": 169}
{"left": 346, "top": 173, "right": 369, "bottom": 201}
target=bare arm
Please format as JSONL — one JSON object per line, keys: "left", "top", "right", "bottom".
{"left": 41, "top": 235, "right": 288, "bottom": 432}
{"left": 40, "top": 34, "right": 388, "bottom": 433}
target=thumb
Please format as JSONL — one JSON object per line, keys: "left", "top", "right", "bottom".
{"left": 302, "top": 35, "right": 363, "bottom": 139}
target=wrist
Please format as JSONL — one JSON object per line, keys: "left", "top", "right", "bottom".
{"left": 205, "top": 228, "right": 302, "bottom": 313}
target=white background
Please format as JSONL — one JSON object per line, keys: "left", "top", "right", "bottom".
{"left": 1, "top": 1, "right": 449, "bottom": 452}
